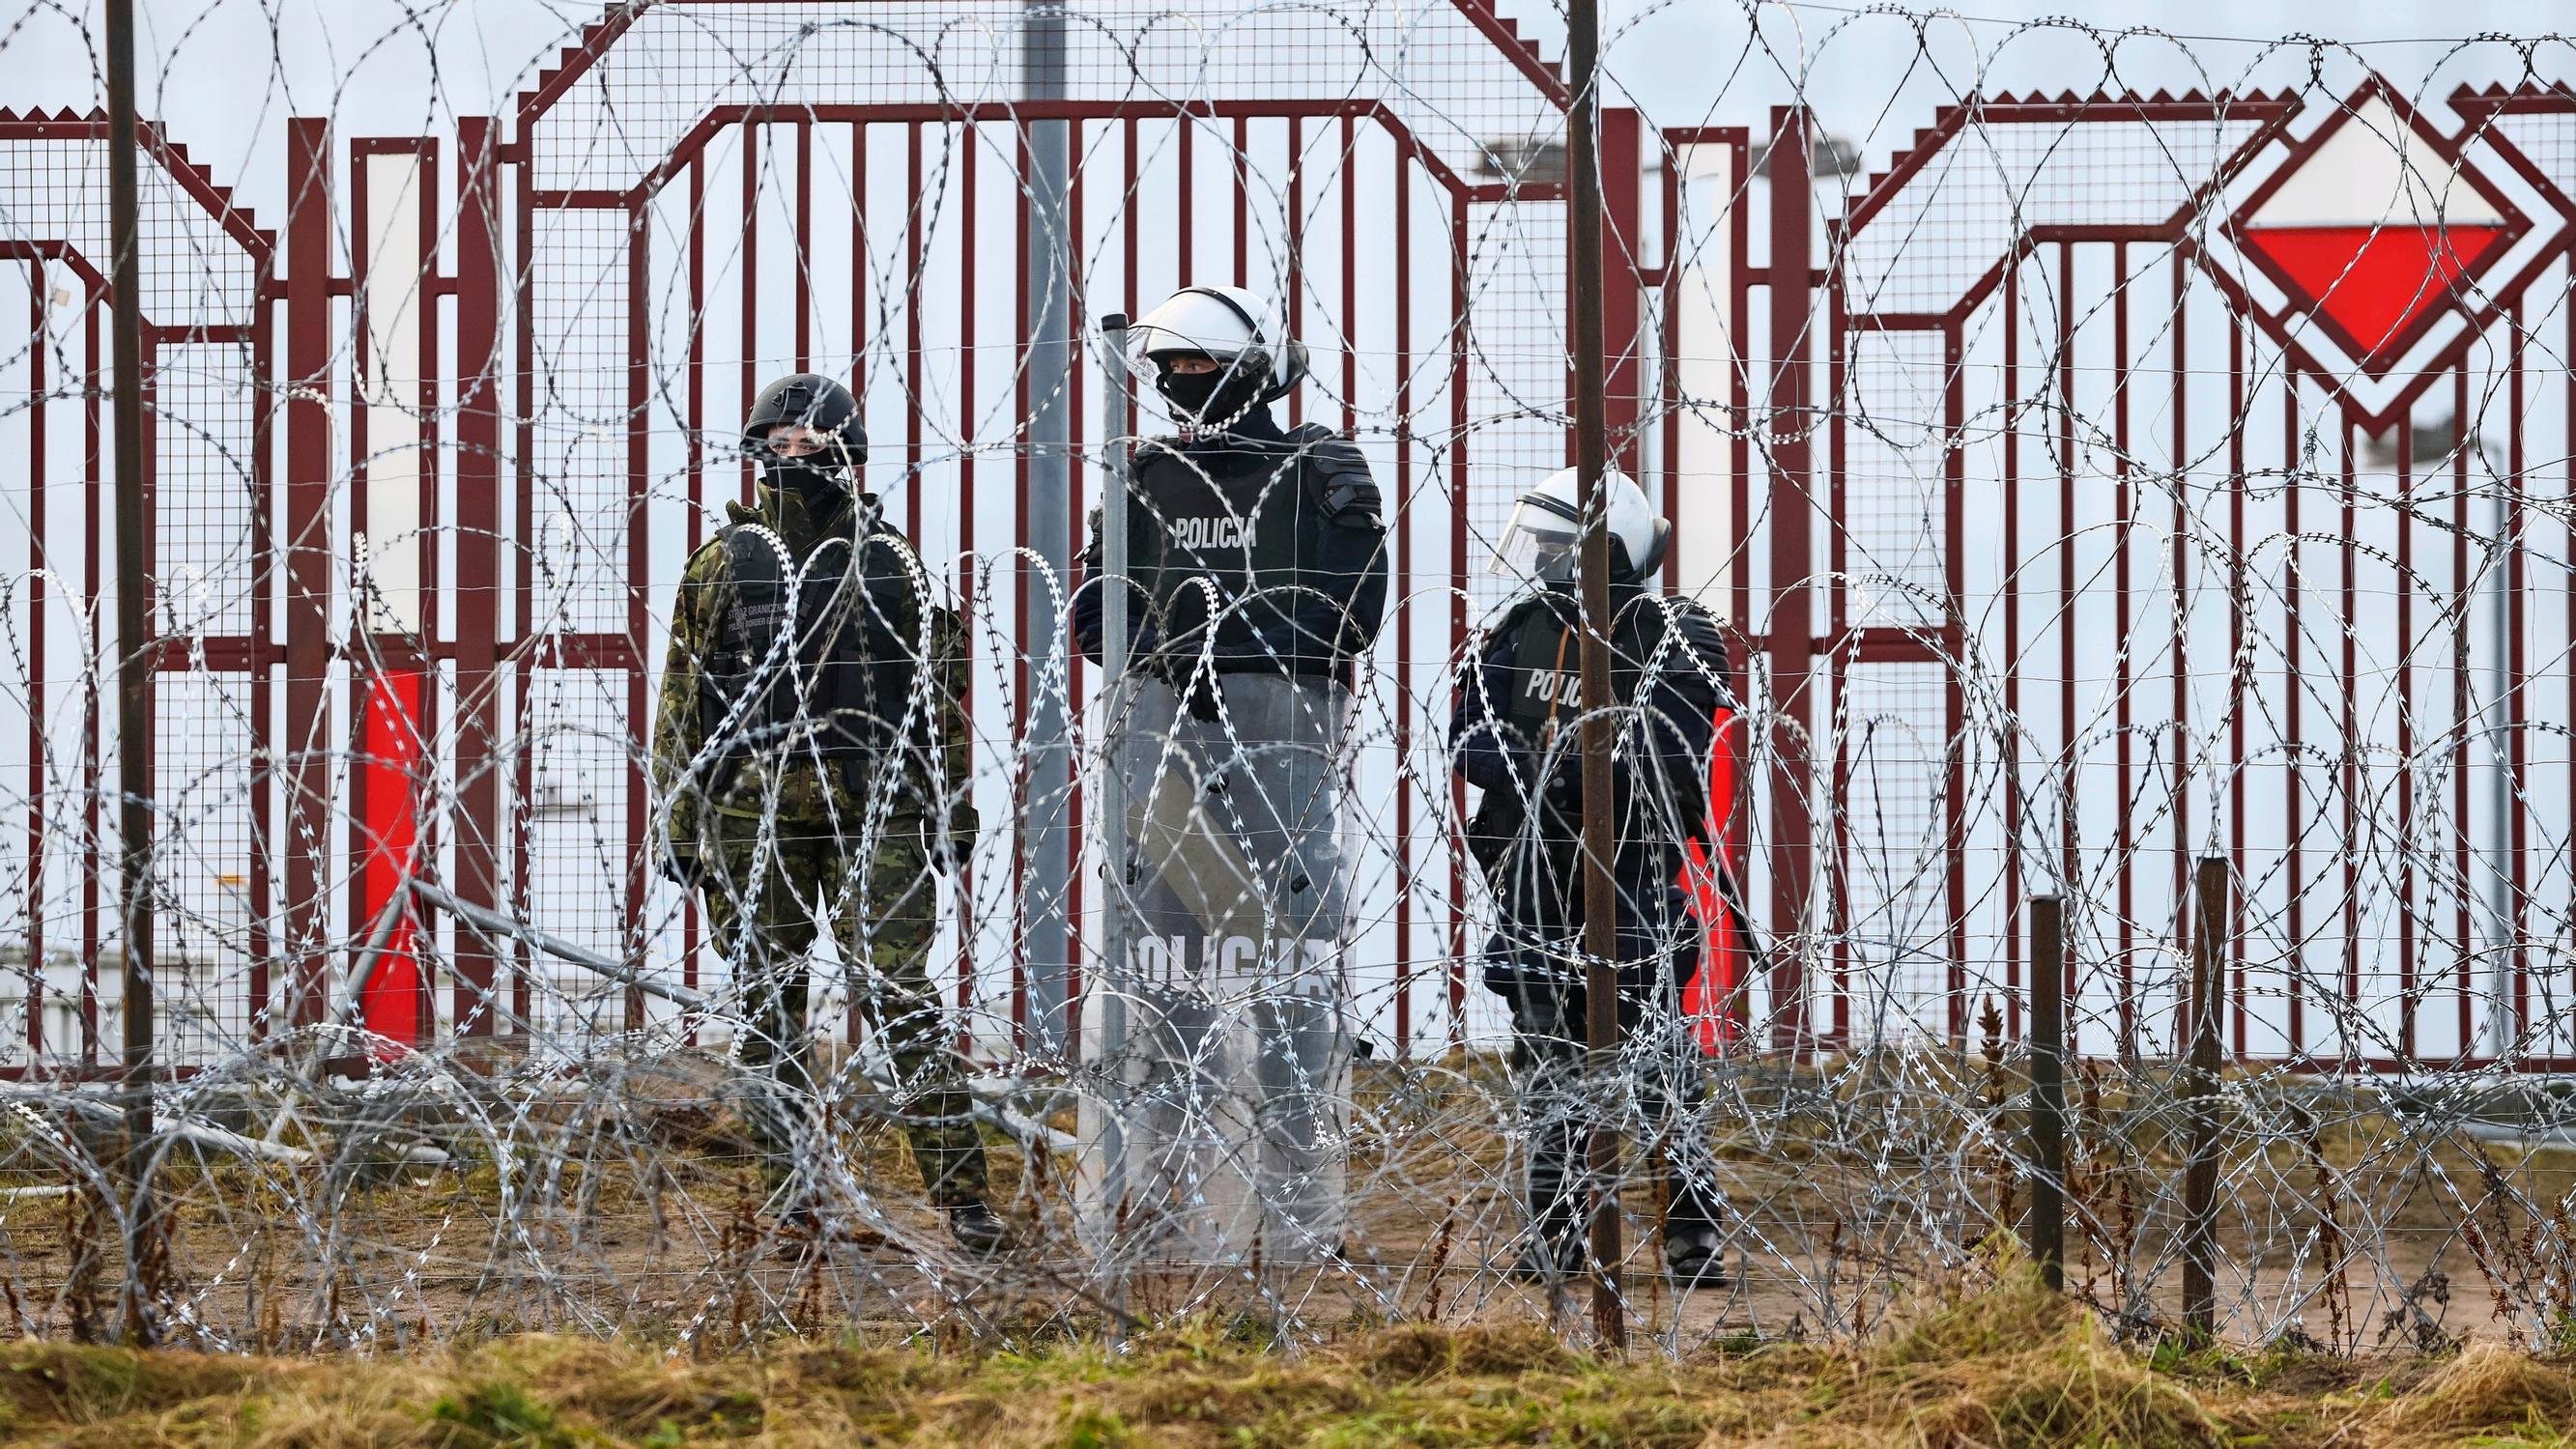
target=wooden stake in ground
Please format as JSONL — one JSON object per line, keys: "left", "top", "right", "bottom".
{"left": 2181, "top": 856, "right": 2229, "bottom": 1341}
{"left": 2028, "top": 895, "right": 2067, "bottom": 1292}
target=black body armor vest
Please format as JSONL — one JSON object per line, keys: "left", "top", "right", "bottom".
{"left": 1126, "top": 422, "right": 1378, "bottom": 680}
{"left": 1483, "top": 594, "right": 1655, "bottom": 758}
{"left": 698, "top": 524, "right": 928, "bottom": 784}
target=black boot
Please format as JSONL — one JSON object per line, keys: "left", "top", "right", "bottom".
{"left": 1664, "top": 1229, "right": 1729, "bottom": 1288}
{"left": 944, "top": 1200, "right": 1017, "bottom": 1256}
{"left": 1663, "top": 1168, "right": 1730, "bottom": 1288}
{"left": 1510, "top": 1229, "right": 1589, "bottom": 1283}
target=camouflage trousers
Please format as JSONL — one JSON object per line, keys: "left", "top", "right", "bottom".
{"left": 692, "top": 810, "right": 988, "bottom": 1206}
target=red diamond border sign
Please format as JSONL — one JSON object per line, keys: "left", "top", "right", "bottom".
{"left": 2223, "top": 75, "right": 2531, "bottom": 386}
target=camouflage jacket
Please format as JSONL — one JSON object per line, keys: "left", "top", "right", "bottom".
{"left": 651, "top": 482, "right": 976, "bottom": 859}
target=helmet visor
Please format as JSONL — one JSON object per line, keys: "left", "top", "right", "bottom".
{"left": 1489, "top": 498, "right": 1583, "bottom": 582}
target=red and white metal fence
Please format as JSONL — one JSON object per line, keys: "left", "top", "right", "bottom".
{"left": 0, "top": 3, "right": 2570, "bottom": 1077}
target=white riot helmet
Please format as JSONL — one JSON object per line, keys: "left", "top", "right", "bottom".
{"left": 1489, "top": 466, "right": 1671, "bottom": 586}
{"left": 1126, "top": 284, "right": 1309, "bottom": 433}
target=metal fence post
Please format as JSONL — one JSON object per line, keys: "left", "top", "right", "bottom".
{"left": 2181, "top": 855, "right": 2229, "bottom": 1341}
{"left": 2028, "top": 894, "right": 2065, "bottom": 1292}
{"left": 104, "top": 0, "right": 159, "bottom": 1346}
{"left": 1762, "top": 106, "right": 1815, "bottom": 1051}
{"left": 1092, "top": 313, "right": 1132, "bottom": 1301}
{"left": 1566, "top": 0, "right": 1627, "bottom": 1349}
{"left": 1018, "top": 0, "right": 1075, "bottom": 1056}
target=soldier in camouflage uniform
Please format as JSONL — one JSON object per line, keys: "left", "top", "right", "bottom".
{"left": 651, "top": 373, "right": 1008, "bottom": 1253}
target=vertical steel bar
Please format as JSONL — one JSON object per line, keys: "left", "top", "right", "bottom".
{"left": 2502, "top": 300, "right": 2527, "bottom": 1054}
{"left": 247, "top": 270, "right": 274, "bottom": 1044}
{"left": 1063, "top": 118, "right": 1089, "bottom": 1015}
{"left": 105, "top": 0, "right": 158, "bottom": 1341}
{"left": 1094, "top": 310, "right": 1132, "bottom": 1260}
{"left": 2395, "top": 421, "right": 2415, "bottom": 1065}
{"left": 1390, "top": 127, "right": 1416, "bottom": 1051}
{"left": 793, "top": 119, "right": 812, "bottom": 374}
{"left": 1764, "top": 107, "right": 1813, "bottom": 1052}
{"left": 511, "top": 156, "right": 535, "bottom": 1029}
{"left": 1567, "top": 0, "right": 1624, "bottom": 1346}
{"left": 1284, "top": 118, "right": 1302, "bottom": 432}
{"left": 681, "top": 152, "right": 703, "bottom": 1023}
{"left": 851, "top": 120, "right": 867, "bottom": 406}
{"left": 2181, "top": 855, "right": 2228, "bottom": 1341}
{"left": 415, "top": 140, "right": 443, "bottom": 1045}
{"left": 1942, "top": 323, "right": 1966, "bottom": 1040}
{"left": 2055, "top": 242, "right": 2075, "bottom": 1005}
{"left": 2227, "top": 310, "right": 2247, "bottom": 1058}
{"left": 1446, "top": 191, "right": 1469, "bottom": 1046}
{"left": 2002, "top": 247, "right": 2020, "bottom": 1035}
{"left": 26, "top": 266, "right": 44, "bottom": 1061}
{"left": 2170, "top": 253, "right": 2191, "bottom": 1051}
{"left": 623, "top": 204, "right": 650, "bottom": 1032}
{"left": 2110, "top": 242, "right": 2135, "bottom": 1060}
{"left": 1727, "top": 133, "right": 1751, "bottom": 902}
{"left": 2340, "top": 423, "right": 2360, "bottom": 1052}
{"left": 1009, "top": 121, "right": 1033, "bottom": 1049}
{"left": 1599, "top": 109, "right": 1643, "bottom": 478}
{"left": 1018, "top": 1, "right": 1073, "bottom": 1057}
{"left": 347, "top": 153, "right": 376, "bottom": 1032}
{"left": 1824, "top": 248, "right": 1848, "bottom": 1048}
{"left": 82, "top": 298, "right": 100, "bottom": 1065}
{"left": 284, "top": 118, "right": 332, "bottom": 1034}
{"left": 956, "top": 125, "right": 981, "bottom": 1033}
{"left": 905, "top": 122, "right": 924, "bottom": 543}
{"left": 2454, "top": 367, "right": 2474, "bottom": 1058}
{"left": 740, "top": 122, "right": 759, "bottom": 506}
{"left": 1231, "top": 116, "right": 1249, "bottom": 289}
{"left": 2283, "top": 380, "right": 2304, "bottom": 1061}
{"left": 2028, "top": 894, "right": 2065, "bottom": 1292}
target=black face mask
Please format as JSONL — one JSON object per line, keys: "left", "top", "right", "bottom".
{"left": 1156, "top": 359, "right": 1264, "bottom": 432}
{"left": 764, "top": 459, "right": 849, "bottom": 502}
{"left": 1157, "top": 368, "right": 1221, "bottom": 420}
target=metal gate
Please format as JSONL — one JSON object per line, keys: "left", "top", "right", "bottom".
{"left": 1724, "top": 76, "right": 2576, "bottom": 1069}
{"left": 0, "top": 0, "right": 1649, "bottom": 1073}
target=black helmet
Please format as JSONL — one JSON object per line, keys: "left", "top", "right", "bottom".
{"left": 744, "top": 373, "right": 866, "bottom": 469}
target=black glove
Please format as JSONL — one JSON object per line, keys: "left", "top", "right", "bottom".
{"left": 934, "top": 801, "right": 981, "bottom": 873}
{"left": 1540, "top": 759, "right": 1583, "bottom": 812}
{"left": 658, "top": 849, "right": 706, "bottom": 891}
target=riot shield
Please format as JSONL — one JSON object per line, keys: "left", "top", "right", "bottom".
{"left": 1078, "top": 671, "right": 1354, "bottom": 1264}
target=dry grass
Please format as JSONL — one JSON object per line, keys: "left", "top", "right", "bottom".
{"left": 3, "top": 1273, "right": 2574, "bottom": 1447}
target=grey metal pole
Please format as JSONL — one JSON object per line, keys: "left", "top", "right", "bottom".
{"left": 1094, "top": 313, "right": 1132, "bottom": 1259}
{"left": 2485, "top": 483, "right": 2516, "bottom": 1059}
{"left": 1018, "top": 0, "right": 1075, "bottom": 1058}
{"left": 1566, "top": 0, "right": 1624, "bottom": 1348}
{"left": 104, "top": 0, "right": 160, "bottom": 1346}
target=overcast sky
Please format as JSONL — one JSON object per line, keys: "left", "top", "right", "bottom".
{"left": 0, "top": 1, "right": 2565, "bottom": 223}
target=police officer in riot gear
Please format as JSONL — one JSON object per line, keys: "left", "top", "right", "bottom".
{"left": 1071, "top": 285, "right": 1389, "bottom": 1261}
{"left": 1450, "top": 465, "right": 1741, "bottom": 1288}
{"left": 1078, "top": 285, "right": 1388, "bottom": 688}
{"left": 651, "top": 373, "right": 1008, "bottom": 1254}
